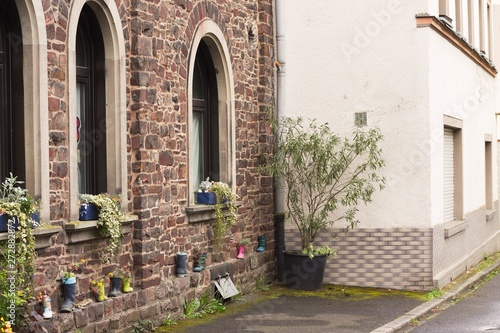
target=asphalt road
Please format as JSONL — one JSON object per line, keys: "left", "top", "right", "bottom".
{"left": 404, "top": 272, "right": 500, "bottom": 333}
{"left": 174, "top": 293, "right": 423, "bottom": 333}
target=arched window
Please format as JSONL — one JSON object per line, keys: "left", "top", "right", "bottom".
{"left": 192, "top": 40, "right": 220, "bottom": 188}
{"left": 0, "top": 0, "right": 25, "bottom": 182}
{"left": 76, "top": 5, "right": 107, "bottom": 195}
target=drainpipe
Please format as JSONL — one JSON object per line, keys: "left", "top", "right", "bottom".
{"left": 274, "top": 0, "right": 286, "bottom": 281}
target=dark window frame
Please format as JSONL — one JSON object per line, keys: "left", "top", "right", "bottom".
{"left": 193, "top": 40, "right": 219, "bottom": 182}
{"left": 76, "top": 5, "right": 107, "bottom": 195}
{"left": 0, "top": 0, "right": 25, "bottom": 182}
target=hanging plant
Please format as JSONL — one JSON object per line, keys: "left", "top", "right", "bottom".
{"left": 0, "top": 174, "right": 40, "bottom": 330}
{"left": 196, "top": 178, "right": 237, "bottom": 251}
{"left": 79, "top": 193, "right": 125, "bottom": 263}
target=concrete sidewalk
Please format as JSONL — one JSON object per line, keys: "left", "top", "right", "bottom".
{"left": 155, "top": 256, "right": 500, "bottom": 333}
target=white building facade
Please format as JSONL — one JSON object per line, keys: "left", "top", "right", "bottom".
{"left": 276, "top": 0, "right": 500, "bottom": 290}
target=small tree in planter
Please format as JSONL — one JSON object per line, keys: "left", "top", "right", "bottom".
{"left": 260, "top": 116, "right": 385, "bottom": 290}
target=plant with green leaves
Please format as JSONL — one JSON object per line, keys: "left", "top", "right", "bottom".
{"left": 260, "top": 116, "right": 385, "bottom": 258}
{"left": 0, "top": 174, "right": 40, "bottom": 330}
{"left": 79, "top": 193, "right": 125, "bottom": 263}
{"left": 197, "top": 178, "right": 237, "bottom": 251}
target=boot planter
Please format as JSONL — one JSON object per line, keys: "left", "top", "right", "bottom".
{"left": 122, "top": 276, "right": 133, "bottom": 293}
{"left": 176, "top": 252, "right": 188, "bottom": 277}
{"left": 256, "top": 236, "right": 266, "bottom": 252}
{"left": 92, "top": 278, "right": 108, "bottom": 302}
{"left": 60, "top": 276, "right": 76, "bottom": 313}
{"left": 236, "top": 245, "right": 245, "bottom": 259}
{"left": 193, "top": 253, "right": 206, "bottom": 272}
{"left": 42, "top": 295, "right": 53, "bottom": 319}
{"left": 108, "top": 277, "right": 122, "bottom": 297}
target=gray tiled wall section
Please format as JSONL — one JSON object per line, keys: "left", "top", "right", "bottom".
{"left": 433, "top": 201, "right": 500, "bottom": 287}
{"left": 285, "top": 227, "right": 435, "bottom": 291}
{"left": 284, "top": 203, "right": 500, "bottom": 291}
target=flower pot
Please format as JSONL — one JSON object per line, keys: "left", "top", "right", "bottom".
{"left": 108, "top": 277, "right": 122, "bottom": 297}
{"left": 122, "top": 276, "right": 133, "bottom": 293}
{"left": 79, "top": 203, "right": 99, "bottom": 221}
{"left": 95, "top": 283, "right": 107, "bottom": 302}
{"left": 61, "top": 277, "right": 77, "bottom": 313}
{"left": 30, "top": 211, "right": 40, "bottom": 227}
{"left": 282, "top": 251, "right": 328, "bottom": 291}
{"left": 0, "top": 215, "right": 19, "bottom": 232}
{"left": 196, "top": 192, "right": 217, "bottom": 205}
{"left": 0, "top": 214, "right": 9, "bottom": 232}
{"left": 176, "top": 252, "right": 187, "bottom": 277}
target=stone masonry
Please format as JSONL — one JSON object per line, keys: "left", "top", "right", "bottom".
{"left": 31, "top": 0, "right": 276, "bottom": 332}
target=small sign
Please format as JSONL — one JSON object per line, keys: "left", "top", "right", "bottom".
{"left": 214, "top": 275, "right": 239, "bottom": 299}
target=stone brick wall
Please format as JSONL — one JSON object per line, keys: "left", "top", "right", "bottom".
{"left": 30, "top": 0, "right": 276, "bottom": 332}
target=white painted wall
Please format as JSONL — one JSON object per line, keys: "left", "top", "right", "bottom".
{"left": 428, "top": 32, "right": 497, "bottom": 224}
{"left": 277, "top": 0, "right": 498, "bottom": 229}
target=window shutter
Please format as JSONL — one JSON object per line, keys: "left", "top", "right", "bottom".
{"left": 444, "top": 128, "right": 455, "bottom": 222}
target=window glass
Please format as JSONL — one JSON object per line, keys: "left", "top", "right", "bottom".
{"left": 76, "top": 5, "right": 107, "bottom": 195}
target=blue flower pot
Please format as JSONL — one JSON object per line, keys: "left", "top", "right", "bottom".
{"left": 0, "top": 214, "right": 19, "bottom": 232}
{"left": 0, "top": 214, "right": 8, "bottom": 232}
{"left": 196, "top": 192, "right": 217, "bottom": 205}
{"left": 79, "top": 203, "right": 99, "bottom": 221}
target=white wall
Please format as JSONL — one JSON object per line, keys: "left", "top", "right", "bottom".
{"left": 278, "top": 0, "right": 432, "bottom": 228}
{"left": 428, "top": 32, "right": 497, "bottom": 225}
{"left": 278, "top": 0, "right": 498, "bottom": 229}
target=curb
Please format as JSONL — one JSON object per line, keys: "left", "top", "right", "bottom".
{"left": 370, "top": 258, "right": 500, "bottom": 333}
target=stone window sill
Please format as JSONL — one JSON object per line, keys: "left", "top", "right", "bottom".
{"left": 444, "top": 219, "right": 468, "bottom": 239}
{"left": 485, "top": 210, "right": 496, "bottom": 222}
{"left": 186, "top": 202, "right": 242, "bottom": 223}
{"left": 65, "top": 214, "right": 137, "bottom": 244}
{"left": 0, "top": 225, "right": 62, "bottom": 249}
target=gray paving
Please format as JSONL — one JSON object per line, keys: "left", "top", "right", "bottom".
{"left": 157, "top": 257, "right": 500, "bottom": 333}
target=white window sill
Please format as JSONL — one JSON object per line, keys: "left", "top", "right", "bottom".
{"left": 444, "top": 219, "right": 468, "bottom": 239}
{"left": 485, "top": 210, "right": 496, "bottom": 222}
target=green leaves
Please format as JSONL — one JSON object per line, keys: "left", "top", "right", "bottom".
{"left": 261, "top": 116, "right": 385, "bottom": 256}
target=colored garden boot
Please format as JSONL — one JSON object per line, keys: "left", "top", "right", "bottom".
{"left": 176, "top": 252, "right": 188, "bottom": 277}
{"left": 193, "top": 253, "right": 206, "bottom": 272}
{"left": 108, "top": 277, "right": 122, "bottom": 297}
{"left": 122, "top": 276, "right": 133, "bottom": 293}
{"left": 42, "top": 295, "right": 53, "bottom": 319}
{"left": 256, "top": 236, "right": 266, "bottom": 252}
{"left": 236, "top": 245, "right": 245, "bottom": 259}
{"left": 60, "top": 277, "right": 76, "bottom": 313}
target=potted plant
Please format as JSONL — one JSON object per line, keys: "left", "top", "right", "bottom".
{"left": 60, "top": 261, "right": 84, "bottom": 312}
{"left": 237, "top": 238, "right": 250, "bottom": 259}
{"left": 260, "top": 116, "right": 385, "bottom": 290}
{"left": 91, "top": 277, "right": 108, "bottom": 302}
{"left": 116, "top": 267, "right": 133, "bottom": 293}
{"left": 195, "top": 178, "right": 238, "bottom": 251}
{"left": 78, "top": 193, "right": 125, "bottom": 263}
{"left": 0, "top": 173, "right": 41, "bottom": 231}
{"left": 0, "top": 174, "right": 39, "bottom": 330}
